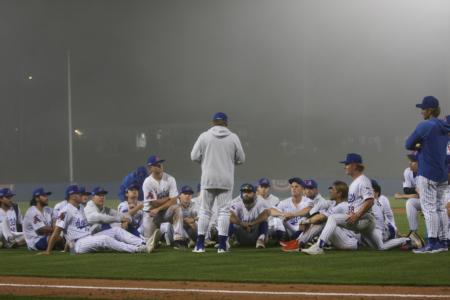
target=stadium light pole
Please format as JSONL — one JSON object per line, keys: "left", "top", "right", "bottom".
{"left": 67, "top": 51, "right": 74, "bottom": 183}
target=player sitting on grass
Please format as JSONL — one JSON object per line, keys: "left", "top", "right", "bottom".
{"left": 117, "top": 183, "right": 144, "bottom": 237}
{"left": 229, "top": 183, "right": 270, "bottom": 249}
{"left": 283, "top": 181, "right": 359, "bottom": 252}
{"left": 178, "top": 185, "right": 198, "bottom": 248}
{"left": 23, "top": 188, "right": 64, "bottom": 251}
{"left": 0, "top": 188, "right": 25, "bottom": 248}
{"left": 271, "top": 177, "right": 313, "bottom": 243}
{"left": 142, "top": 155, "right": 186, "bottom": 251}
{"left": 41, "top": 185, "right": 150, "bottom": 255}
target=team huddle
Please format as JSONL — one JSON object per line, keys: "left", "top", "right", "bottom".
{"left": 0, "top": 97, "right": 449, "bottom": 255}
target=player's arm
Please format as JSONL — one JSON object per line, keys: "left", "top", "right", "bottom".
{"left": 405, "top": 122, "right": 429, "bottom": 151}
{"left": 36, "top": 226, "right": 54, "bottom": 236}
{"left": 39, "top": 226, "right": 63, "bottom": 255}
{"left": 234, "top": 135, "right": 246, "bottom": 165}
{"left": 248, "top": 209, "right": 270, "bottom": 226}
{"left": 229, "top": 211, "right": 241, "bottom": 225}
{"left": 190, "top": 136, "right": 204, "bottom": 163}
{"left": 85, "top": 205, "right": 121, "bottom": 225}
{"left": 149, "top": 197, "right": 177, "bottom": 216}
{"left": 285, "top": 206, "right": 312, "bottom": 219}
{"left": 269, "top": 207, "right": 285, "bottom": 217}
{"left": 301, "top": 213, "right": 327, "bottom": 225}
{"left": 126, "top": 202, "right": 144, "bottom": 216}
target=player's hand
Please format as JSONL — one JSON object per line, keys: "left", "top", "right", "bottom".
{"left": 149, "top": 208, "right": 160, "bottom": 217}
{"left": 394, "top": 193, "right": 402, "bottom": 199}
{"left": 37, "top": 251, "right": 51, "bottom": 256}
{"left": 346, "top": 212, "right": 359, "bottom": 225}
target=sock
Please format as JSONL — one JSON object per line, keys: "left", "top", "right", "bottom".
{"left": 196, "top": 234, "right": 205, "bottom": 249}
{"left": 218, "top": 235, "right": 227, "bottom": 250}
{"left": 319, "top": 239, "right": 326, "bottom": 249}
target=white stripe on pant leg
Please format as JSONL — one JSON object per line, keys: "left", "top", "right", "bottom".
{"left": 418, "top": 176, "right": 439, "bottom": 238}
{"left": 406, "top": 198, "right": 420, "bottom": 231}
{"left": 216, "top": 189, "right": 232, "bottom": 237}
{"left": 197, "top": 189, "right": 215, "bottom": 236}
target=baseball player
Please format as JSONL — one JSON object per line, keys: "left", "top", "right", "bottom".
{"left": 284, "top": 181, "right": 360, "bottom": 252}
{"left": 41, "top": 185, "right": 150, "bottom": 255}
{"left": 52, "top": 186, "right": 90, "bottom": 222}
{"left": 271, "top": 177, "right": 314, "bottom": 241}
{"left": 84, "top": 187, "right": 133, "bottom": 235}
{"left": 302, "top": 153, "right": 377, "bottom": 255}
{"left": 256, "top": 178, "right": 280, "bottom": 241}
{"left": 190, "top": 112, "right": 245, "bottom": 253}
{"left": 394, "top": 154, "right": 423, "bottom": 236}
{"left": 23, "top": 188, "right": 64, "bottom": 251}
{"left": 229, "top": 183, "right": 270, "bottom": 248}
{"left": 406, "top": 96, "right": 450, "bottom": 253}
{"left": 117, "top": 183, "right": 144, "bottom": 237}
{"left": 191, "top": 184, "right": 216, "bottom": 246}
{"left": 118, "top": 166, "right": 148, "bottom": 202}
{"left": 303, "top": 179, "right": 333, "bottom": 215}
{"left": 178, "top": 185, "right": 198, "bottom": 247}
{"left": 0, "top": 188, "right": 25, "bottom": 248}
{"left": 142, "top": 155, "right": 186, "bottom": 251}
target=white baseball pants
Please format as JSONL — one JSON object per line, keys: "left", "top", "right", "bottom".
{"left": 405, "top": 197, "right": 421, "bottom": 231}
{"left": 74, "top": 227, "right": 143, "bottom": 254}
{"left": 197, "top": 189, "right": 232, "bottom": 237}
{"left": 143, "top": 205, "right": 184, "bottom": 241}
{"left": 417, "top": 176, "right": 449, "bottom": 240}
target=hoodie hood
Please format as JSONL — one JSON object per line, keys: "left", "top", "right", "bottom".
{"left": 209, "top": 126, "right": 231, "bottom": 138}
{"left": 432, "top": 118, "right": 450, "bottom": 134}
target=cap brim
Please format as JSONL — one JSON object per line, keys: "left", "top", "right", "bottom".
{"left": 148, "top": 159, "right": 165, "bottom": 166}
{"left": 339, "top": 160, "right": 348, "bottom": 164}
{"left": 95, "top": 191, "right": 108, "bottom": 195}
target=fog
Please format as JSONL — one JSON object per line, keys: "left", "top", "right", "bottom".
{"left": 1, "top": 0, "right": 449, "bottom": 196}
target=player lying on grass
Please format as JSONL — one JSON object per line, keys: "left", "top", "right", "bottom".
{"left": 229, "top": 183, "right": 270, "bottom": 249}
{"left": 40, "top": 185, "right": 151, "bottom": 255}
{"left": 270, "top": 177, "right": 313, "bottom": 242}
{"left": 0, "top": 188, "right": 25, "bottom": 248}
{"left": 23, "top": 188, "right": 64, "bottom": 251}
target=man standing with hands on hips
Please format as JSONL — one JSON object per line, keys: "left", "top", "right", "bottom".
{"left": 406, "top": 96, "right": 450, "bottom": 253}
{"left": 191, "top": 112, "right": 245, "bottom": 253}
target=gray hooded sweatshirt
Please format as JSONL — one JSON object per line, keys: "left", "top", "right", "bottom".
{"left": 191, "top": 126, "right": 245, "bottom": 190}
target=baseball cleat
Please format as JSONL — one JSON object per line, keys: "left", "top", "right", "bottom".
{"left": 217, "top": 248, "right": 229, "bottom": 254}
{"left": 173, "top": 239, "right": 188, "bottom": 250}
{"left": 256, "top": 239, "right": 266, "bottom": 249}
{"left": 301, "top": 243, "right": 324, "bottom": 255}
{"left": 146, "top": 229, "right": 161, "bottom": 253}
{"left": 137, "top": 244, "right": 148, "bottom": 253}
{"left": 412, "top": 242, "right": 444, "bottom": 254}
{"left": 192, "top": 246, "right": 205, "bottom": 253}
{"left": 280, "top": 239, "right": 298, "bottom": 248}
{"left": 282, "top": 242, "right": 299, "bottom": 252}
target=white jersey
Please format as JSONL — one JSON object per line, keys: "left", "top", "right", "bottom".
{"left": 260, "top": 194, "right": 280, "bottom": 208}
{"left": 372, "top": 195, "right": 397, "bottom": 231}
{"left": 117, "top": 201, "right": 144, "bottom": 229}
{"left": 275, "top": 196, "right": 314, "bottom": 226}
{"left": 23, "top": 206, "right": 53, "bottom": 249}
{"left": 142, "top": 172, "right": 178, "bottom": 212}
{"left": 55, "top": 203, "right": 90, "bottom": 242}
{"left": 178, "top": 200, "right": 198, "bottom": 219}
{"left": 310, "top": 193, "right": 333, "bottom": 215}
{"left": 348, "top": 174, "right": 374, "bottom": 214}
{"left": 231, "top": 197, "right": 269, "bottom": 223}
{"left": 403, "top": 167, "right": 417, "bottom": 188}
{"left": 53, "top": 200, "right": 68, "bottom": 221}
{"left": 0, "top": 207, "right": 22, "bottom": 232}
{"left": 321, "top": 201, "right": 348, "bottom": 217}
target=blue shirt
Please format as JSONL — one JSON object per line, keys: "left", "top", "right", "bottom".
{"left": 405, "top": 118, "right": 450, "bottom": 182}
{"left": 118, "top": 170, "right": 147, "bottom": 201}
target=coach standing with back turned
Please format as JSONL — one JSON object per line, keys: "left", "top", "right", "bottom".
{"left": 405, "top": 96, "right": 450, "bottom": 253}
{"left": 190, "top": 112, "right": 245, "bottom": 253}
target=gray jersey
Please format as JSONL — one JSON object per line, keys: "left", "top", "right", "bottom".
{"left": 23, "top": 206, "right": 53, "bottom": 249}
{"left": 310, "top": 193, "right": 332, "bottom": 215}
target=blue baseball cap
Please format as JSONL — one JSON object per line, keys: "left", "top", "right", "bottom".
{"left": 240, "top": 183, "right": 256, "bottom": 193}
{"left": 126, "top": 182, "right": 140, "bottom": 191}
{"left": 147, "top": 155, "right": 165, "bottom": 166}
{"left": 79, "top": 186, "right": 91, "bottom": 196}
{"left": 32, "top": 187, "right": 52, "bottom": 198}
{"left": 288, "top": 177, "right": 305, "bottom": 186}
{"left": 303, "top": 179, "right": 318, "bottom": 189}
{"left": 91, "top": 187, "right": 108, "bottom": 196}
{"left": 340, "top": 153, "right": 363, "bottom": 164}
{"left": 212, "top": 112, "right": 228, "bottom": 122}
{"left": 371, "top": 179, "right": 380, "bottom": 188}
{"left": 258, "top": 178, "right": 271, "bottom": 187}
{"left": 65, "top": 185, "right": 80, "bottom": 199}
{"left": 180, "top": 185, "right": 194, "bottom": 195}
{"left": 0, "top": 188, "right": 15, "bottom": 198}
{"left": 416, "top": 96, "right": 439, "bottom": 109}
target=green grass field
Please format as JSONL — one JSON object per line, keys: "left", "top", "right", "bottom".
{"left": 1, "top": 198, "right": 448, "bottom": 286}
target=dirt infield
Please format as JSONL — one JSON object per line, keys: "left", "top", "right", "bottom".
{"left": 1, "top": 276, "right": 450, "bottom": 300}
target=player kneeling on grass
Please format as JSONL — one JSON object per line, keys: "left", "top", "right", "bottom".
{"left": 23, "top": 188, "right": 64, "bottom": 251}
{"left": 283, "top": 181, "right": 359, "bottom": 252}
{"left": 229, "top": 183, "right": 270, "bottom": 249}
{"left": 271, "top": 177, "right": 313, "bottom": 242}
{"left": 117, "top": 183, "right": 144, "bottom": 237}
{"left": 40, "top": 185, "right": 150, "bottom": 255}
{"left": 178, "top": 185, "right": 198, "bottom": 248}
{"left": 0, "top": 188, "right": 25, "bottom": 248}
